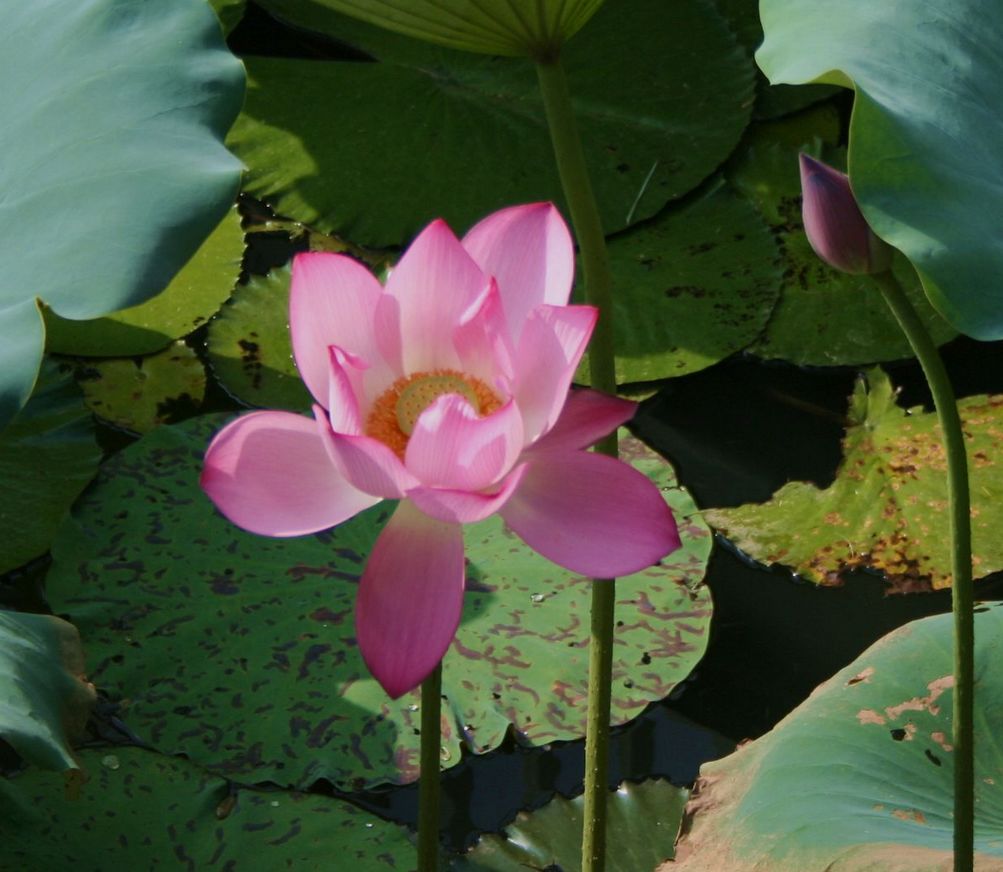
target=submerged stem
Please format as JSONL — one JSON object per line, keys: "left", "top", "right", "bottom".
{"left": 872, "top": 270, "right": 973, "bottom": 871}
{"left": 536, "top": 55, "right": 618, "bottom": 872}
{"left": 417, "top": 663, "right": 442, "bottom": 872}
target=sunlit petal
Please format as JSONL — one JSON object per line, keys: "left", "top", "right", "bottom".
{"left": 202, "top": 410, "right": 378, "bottom": 537}
{"left": 356, "top": 501, "right": 466, "bottom": 698}
{"left": 289, "top": 252, "right": 384, "bottom": 406}
{"left": 500, "top": 451, "right": 681, "bottom": 577}
{"left": 462, "top": 202, "right": 575, "bottom": 343}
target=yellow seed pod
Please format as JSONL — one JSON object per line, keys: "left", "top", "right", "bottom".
{"left": 395, "top": 374, "right": 481, "bottom": 435}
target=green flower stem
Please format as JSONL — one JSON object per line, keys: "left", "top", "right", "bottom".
{"left": 536, "top": 55, "right": 618, "bottom": 872}
{"left": 417, "top": 662, "right": 442, "bottom": 872}
{"left": 873, "top": 270, "right": 973, "bottom": 871}
{"left": 535, "top": 58, "right": 617, "bottom": 404}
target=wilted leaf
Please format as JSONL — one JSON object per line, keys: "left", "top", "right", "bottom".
{"left": 705, "top": 369, "right": 1003, "bottom": 593}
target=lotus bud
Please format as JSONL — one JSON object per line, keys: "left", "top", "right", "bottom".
{"left": 798, "top": 153, "right": 893, "bottom": 275}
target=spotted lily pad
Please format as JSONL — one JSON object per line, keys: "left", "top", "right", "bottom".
{"left": 598, "top": 179, "right": 780, "bottom": 384}
{"left": 727, "top": 109, "right": 957, "bottom": 365}
{"left": 705, "top": 369, "right": 1003, "bottom": 593}
{"left": 206, "top": 265, "right": 312, "bottom": 410}
{"left": 72, "top": 342, "right": 207, "bottom": 434}
{"left": 231, "top": 0, "right": 754, "bottom": 246}
{"left": 669, "top": 603, "right": 1003, "bottom": 871}
{"left": 758, "top": 0, "right": 1003, "bottom": 340}
{"left": 47, "top": 418, "right": 711, "bottom": 789}
{"left": 0, "top": 611, "right": 95, "bottom": 771}
{"left": 451, "top": 779, "right": 687, "bottom": 870}
{"left": 45, "top": 206, "right": 245, "bottom": 358}
{"left": 0, "top": 0, "right": 243, "bottom": 427}
{"left": 0, "top": 747, "right": 418, "bottom": 870}
{"left": 0, "top": 362, "right": 100, "bottom": 574}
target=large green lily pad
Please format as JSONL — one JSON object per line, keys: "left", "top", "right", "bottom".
{"left": 0, "top": 611, "right": 95, "bottom": 772}
{"left": 206, "top": 265, "right": 312, "bottom": 411}
{"left": 726, "top": 109, "right": 956, "bottom": 365}
{"left": 669, "top": 603, "right": 1003, "bottom": 871}
{"left": 47, "top": 417, "right": 711, "bottom": 789}
{"left": 44, "top": 206, "right": 245, "bottom": 358}
{"left": 758, "top": 0, "right": 1003, "bottom": 341}
{"left": 0, "top": 0, "right": 243, "bottom": 428}
{"left": 0, "top": 747, "right": 417, "bottom": 870}
{"left": 705, "top": 369, "right": 1003, "bottom": 593}
{"left": 0, "top": 362, "right": 101, "bottom": 574}
{"left": 452, "top": 779, "right": 687, "bottom": 870}
{"left": 232, "top": 0, "right": 754, "bottom": 246}
{"left": 598, "top": 179, "right": 780, "bottom": 384}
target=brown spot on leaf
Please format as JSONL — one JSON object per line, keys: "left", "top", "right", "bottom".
{"left": 846, "top": 667, "right": 875, "bottom": 686}
{"left": 857, "top": 709, "right": 885, "bottom": 726}
{"left": 885, "top": 675, "right": 953, "bottom": 720}
{"left": 931, "top": 730, "right": 953, "bottom": 752}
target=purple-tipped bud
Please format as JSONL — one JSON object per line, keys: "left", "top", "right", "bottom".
{"left": 798, "top": 153, "right": 893, "bottom": 275}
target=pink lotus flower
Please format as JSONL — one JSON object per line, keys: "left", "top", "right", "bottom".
{"left": 202, "top": 203, "right": 680, "bottom": 698}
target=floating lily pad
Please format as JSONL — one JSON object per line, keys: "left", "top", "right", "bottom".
{"left": 705, "top": 369, "right": 1003, "bottom": 593}
{"left": 727, "top": 110, "right": 957, "bottom": 365}
{"left": 232, "top": 0, "right": 754, "bottom": 246}
{"left": 45, "top": 206, "right": 245, "bottom": 358}
{"left": 452, "top": 779, "right": 687, "bottom": 870}
{"left": 599, "top": 180, "right": 780, "bottom": 383}
{"left": 0, "top": 362, "right": 100, "bottom": 574}
{"left": 0, "top": 0, "right": 243, "bottom": 428}
{"left": 73, "top": 342, "right": 207, "bottom": 434}
{"left": 0, "top": 611, "right": 95, "bottom": 772}
{"left": 758, "top": 0, "right": 1003, "bottom": 340}
{"left": 206, "top": 265, "right": 312, "bottom": 411}
{"left": 0, "top": 747, "right": 417, "bottom": 870}
{"left": 670, "top": 603, "right": 1003, "bottom": 871}
{"left": 47, "top": 418, "right": 711, "bottom": 789}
